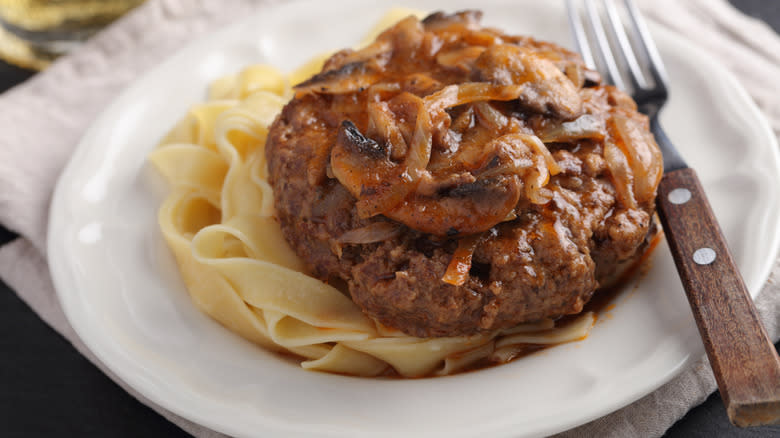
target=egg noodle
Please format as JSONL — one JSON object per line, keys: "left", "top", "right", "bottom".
{"left": 149, "top": 9, "right": 595, "bottom": 377}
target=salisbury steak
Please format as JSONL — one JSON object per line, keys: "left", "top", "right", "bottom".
{"left": 265, "top": 11, "right": 662, "bottom": 337}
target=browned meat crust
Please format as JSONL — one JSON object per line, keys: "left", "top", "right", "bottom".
{"left": 265, "top": 11, "right": 662, "bottom": 337}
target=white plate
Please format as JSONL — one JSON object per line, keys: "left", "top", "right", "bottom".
{"left": 48, "top": 1, "right": 780, "bottom": 437}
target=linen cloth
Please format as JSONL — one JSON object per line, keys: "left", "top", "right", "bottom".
{"left": 0, "top": 0, "right": 778, "bottom": 436}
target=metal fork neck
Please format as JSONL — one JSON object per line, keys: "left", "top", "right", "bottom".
{"left": 642, "top": 106, "right": 688, "bottom": 172}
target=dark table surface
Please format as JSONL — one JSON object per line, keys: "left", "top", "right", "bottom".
{"left": 1, "top": 1, "right": 780, "bottom": 437}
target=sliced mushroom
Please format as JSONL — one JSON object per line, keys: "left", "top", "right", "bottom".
{"left": 473, "top": 44, "right": 583, "bottom": 120}
{"left": 538, "top": 114, "right": 606, "bottom": 143}
{"left": 295, "top": 61, "right": 381, "bottom": 94}
{"left": 422, "top": 10, "right": 483, "bottom": 32}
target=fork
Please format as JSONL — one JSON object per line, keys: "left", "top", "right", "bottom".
{"left": 566, "top": 0, "right": 780, "bottom": 426}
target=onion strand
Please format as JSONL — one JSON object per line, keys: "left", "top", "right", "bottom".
{"left": 337, "top": 222, "right": 403, "bottom": 244}
{"left": 442, "top": 234, "right": 483, "bottom": 286}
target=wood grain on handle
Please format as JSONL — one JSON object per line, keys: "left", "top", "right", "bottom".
{"left": 656, "top": 167, "right": 780, "bottom": 427}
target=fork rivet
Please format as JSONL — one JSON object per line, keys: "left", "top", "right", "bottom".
{"left": 668, "top": 188, "right": 691, "bottom": 205}
{"left": 693, "top": 248, "right": 716, "bottom": 265}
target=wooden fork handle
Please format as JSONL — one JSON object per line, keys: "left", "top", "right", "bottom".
{"left": 656, "top": 167, "right": 780, "bottom": 426}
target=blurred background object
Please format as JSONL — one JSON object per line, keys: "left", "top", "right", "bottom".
{"left": 0, "top": 0, "right": 145, "bottom": 70}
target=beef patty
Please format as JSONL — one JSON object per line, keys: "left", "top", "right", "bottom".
{"left": 265, "top": 11, "right": 662, "bottom": 337}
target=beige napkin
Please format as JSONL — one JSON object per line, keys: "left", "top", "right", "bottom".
{"left": 0, "top": 0, "right": 778, "bottom": 436}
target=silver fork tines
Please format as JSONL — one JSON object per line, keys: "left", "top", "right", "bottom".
{"left": 623, "top": 0, "right": 670, "bottom": 93}
{"left": 565, "top": 0, "right": 596, "bottom": 70}
{"left": 584, "top": 0, "right": 626, "bottom": 90}
{"left": 566, "top": 0, "right": 668, "bottom": 104}
{"left": 567, "top": 0, "right": 683, "bottom": 171}
{"left": 603, "top": 0, "right": 648, "bottom": 90}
